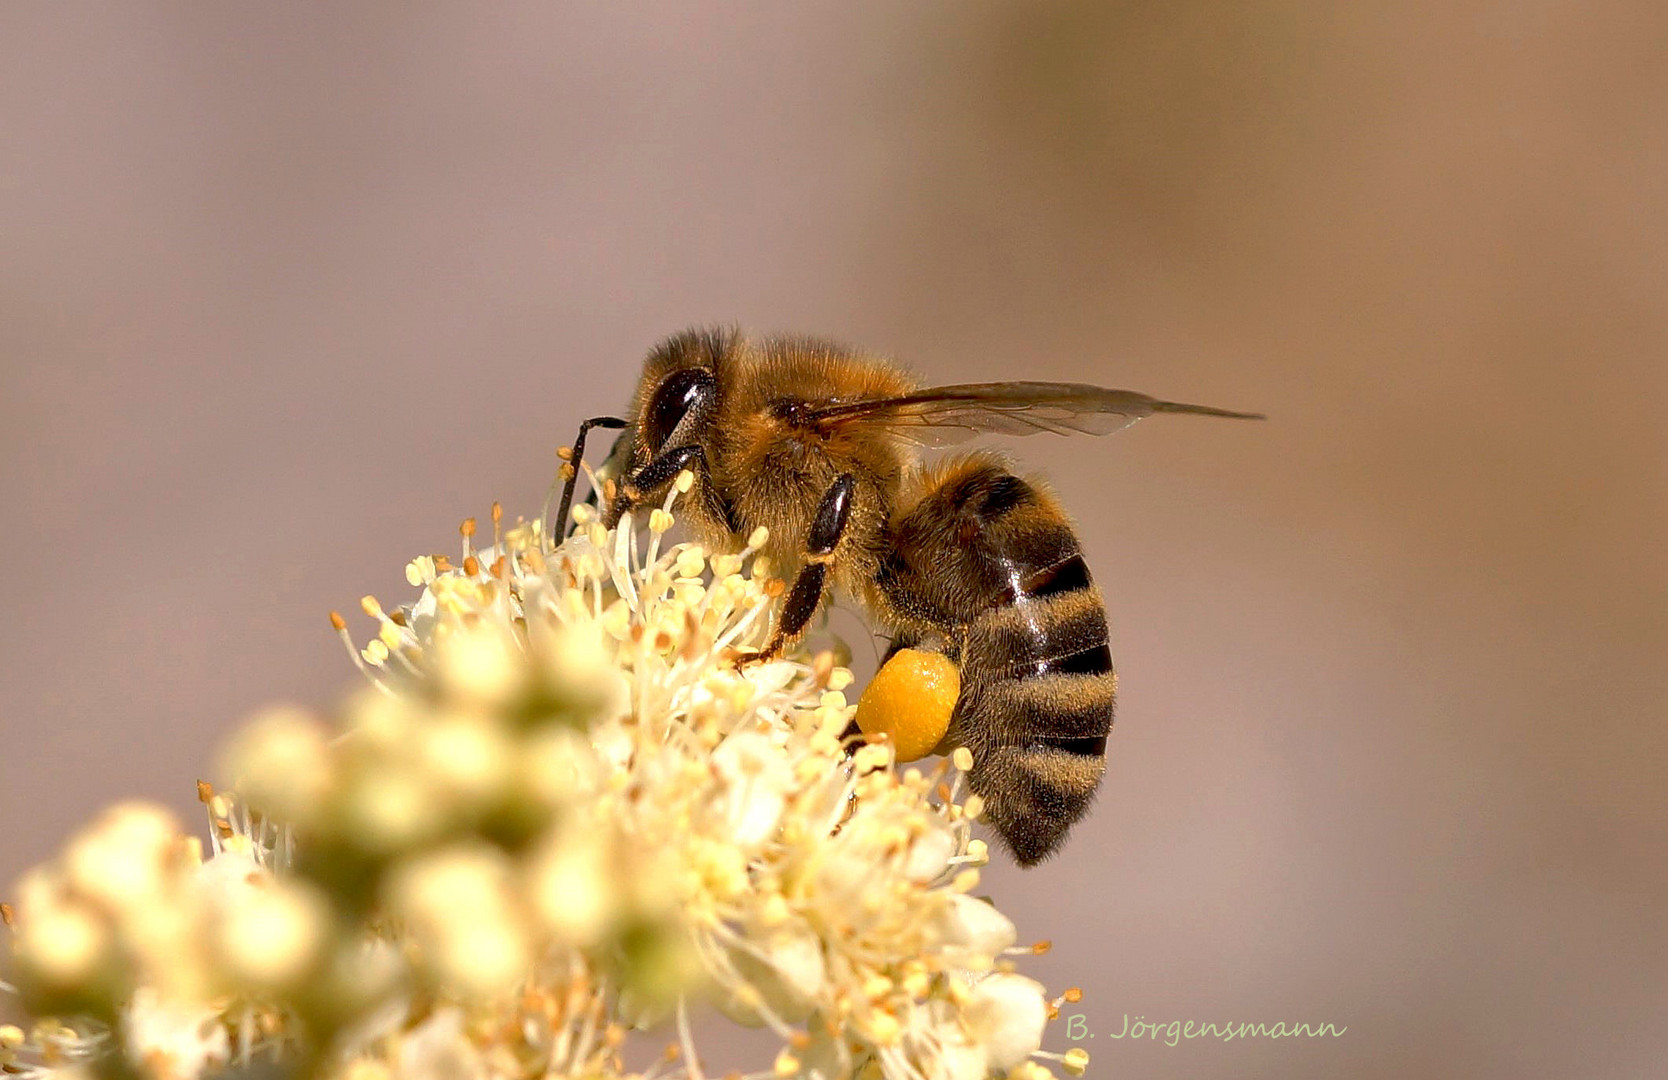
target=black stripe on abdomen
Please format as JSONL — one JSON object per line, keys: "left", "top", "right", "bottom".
{"left": 977, "top": 673, "right": 1117, "bottom": 741}
{"left": 1024, "top": 553, "right": 1092, "bottom": 600}
{"left": 958, "top": 587, "right": 1116, "bottom": 762}
{"left": 1033, "top": 733, "right": 1109, "bottom": 757}
{"left": 963, "top": 588, "right": 1114, "bottom": 682}
{"left": 995, "top": 551, "right": 1095, "bottom": 606}
{"left": 1025, "top": 640, "right": 1113, "bottom": 679}
{"left": 953, "top": 669, "right": 1115, "bottom": 769}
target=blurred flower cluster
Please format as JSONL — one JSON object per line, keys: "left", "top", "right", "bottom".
{"left": 2, "top": 478, "right": 1085, "bottom": 1080}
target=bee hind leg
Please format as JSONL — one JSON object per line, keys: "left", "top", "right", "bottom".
{"left": 742, "top": 473, "right": 856, "bottom": 665}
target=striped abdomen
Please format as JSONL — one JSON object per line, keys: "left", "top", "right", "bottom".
{"left": 878, "top": 455, "right": 1115, "bottom": 865}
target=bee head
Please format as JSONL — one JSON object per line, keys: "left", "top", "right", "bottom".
{"left": 634, "top": 328, "right": 735, "bottom": 457}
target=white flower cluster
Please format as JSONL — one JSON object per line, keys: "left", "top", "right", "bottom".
{"left": 2, "top": 481, "right": 1086, "bottom": 1080}
{"left": 1, "top": 792, "right": 297, "bottom": 1080}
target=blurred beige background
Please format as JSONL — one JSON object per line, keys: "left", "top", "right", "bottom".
{"left": 3, "top": 3, "right": 1666, "bottom": 1077}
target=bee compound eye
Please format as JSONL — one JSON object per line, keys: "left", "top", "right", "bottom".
{"left": 644, "top": 368, "right": 715, "bottom": 452}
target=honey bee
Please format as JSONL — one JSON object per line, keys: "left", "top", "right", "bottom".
{"left": 558, "top": 328, "right": 1260, "bottom": 865}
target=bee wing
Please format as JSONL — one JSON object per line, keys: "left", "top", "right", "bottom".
{"left": 805, "top": 382, "right": 1263, "bottom": 447}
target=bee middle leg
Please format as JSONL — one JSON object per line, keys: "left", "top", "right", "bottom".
{"left": 746, "top": 472, "right": 856, "bottom": 663}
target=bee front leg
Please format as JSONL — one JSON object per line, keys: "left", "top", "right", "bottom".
{"left": 552, "top": 415, "right": 628, "bottom": 539}
{"left": 604, "top": 443, "right": 706, "bottom": 528}
{"left": 743, "top": 473, "right": 856, "bottom": 665}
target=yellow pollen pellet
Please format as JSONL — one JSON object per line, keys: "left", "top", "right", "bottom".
{"left": 854, "top": 649, "right": 960, "bottom": 764}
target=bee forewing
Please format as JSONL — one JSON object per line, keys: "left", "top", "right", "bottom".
{"left": 808, "top": 381, "right": 1263, "bottom": 443}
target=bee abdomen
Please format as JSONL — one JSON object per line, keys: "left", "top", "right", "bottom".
{"left": 880, "top": 455, "right": 1116, "bottom": 865}
{"left": 957, "top": 465, "right": 1115, "bottom": 863}
{"left": 958, "top": 585, "right": 1116, "bottom": 865}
